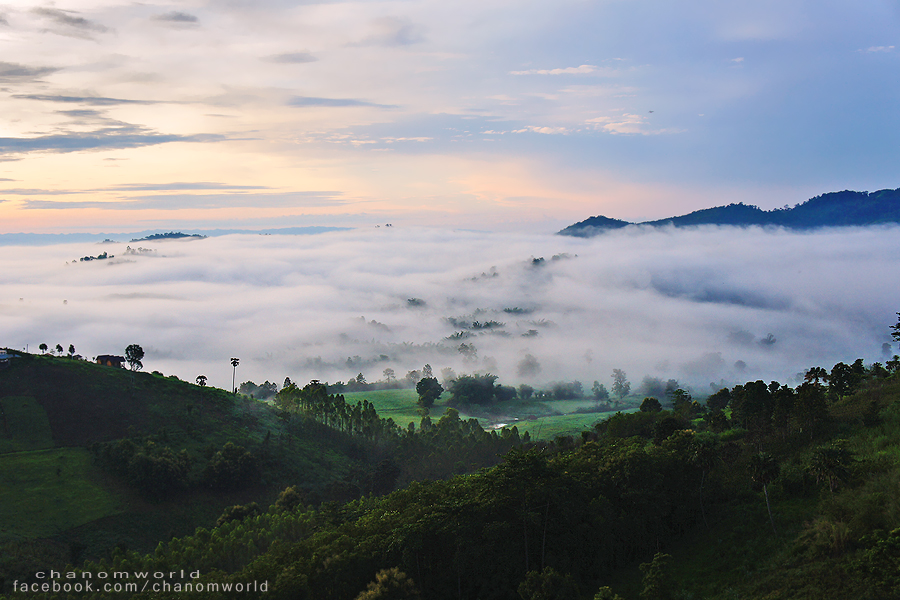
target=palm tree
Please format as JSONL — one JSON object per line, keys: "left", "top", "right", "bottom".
{"left": 749, "top": 452, "right": 780, "bottom": 534}
{"left": 230, "top": 358, "right": 240, "bottom": 394}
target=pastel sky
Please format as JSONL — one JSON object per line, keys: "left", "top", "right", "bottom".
{"left": 0, "top": 0, "right": 898, "bottom": 233}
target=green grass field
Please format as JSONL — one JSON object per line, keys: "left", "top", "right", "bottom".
{"left": 0, "top": 396, "right": 54, "bottom": 454}
{"left": 0, "top": 447, "right": 122, "bottom": 539}
{"left": 341, "top": 388, "right": 634, "bottom": 438}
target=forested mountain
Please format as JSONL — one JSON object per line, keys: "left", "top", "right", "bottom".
{"left": 559, "top": 187, "right": 900, "bottom": 236}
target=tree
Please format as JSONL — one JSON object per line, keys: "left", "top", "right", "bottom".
{"left": 39, "top": 343, "right": 48, "bottom": 354}
{"left": 125, "top": 344, "right": 144, "bottom": 371}
{"left": 639, "top": 553, "right": 674, "bottom": 600}
{"left": 639, "top": 397, "right": 662, "bottom": 413}
{"left": 416, "top": 377, "right": 443, "bottom": 409}
{"left": 196, "top": 375, "right": 207, "bottom": 387}
{"left": 355, "top": 567, "right": 420, "bottom": 600}
{"left": 891, "top": 312, "right": 900, "bottom": 343}
{"left": 611, "top": 369, "right": 630, "bottom": 399}
{"left": 804, "top": 366, "right": 828, "bottom": 386}
{"left": 706, "top": 388, "right": 731, "bottom": 411}
{"left": 68, "top": 344, "right": 75, "bottom": 356}
{"left": 448, "top": 374, "right": 499, "bottom": 406}
{"left": 749, "top": 452, "right": 780, "bottom": 534}
{"left": 383, "top": 368, "right": 396, "bottom": 382}
{"left": 809, "top": 443, "right": 854, "bottom": 494}
{"left": 230, "top": 357, "right": 240, "bottom": 394}
{"left": 55, "top": 344, "right": 63, "bottom": 355}
{"left": 592, "top": 381, "right": 610, "bottom": 401}
{"left": 517, "top": 567, "right": 581, "bottom": 600}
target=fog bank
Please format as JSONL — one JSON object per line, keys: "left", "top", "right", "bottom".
{"left": 2, "top": 225, "right": 897, "bottom": 396}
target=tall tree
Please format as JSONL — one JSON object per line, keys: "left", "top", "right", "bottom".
{"left": 125, "top": 344, "right": 144, "bottom": 371}
{"left": 39, "top": 343, "right": 47, "bottom": 354}
{"left": 749, "top": 452, "right": 780, "bottom": 534}
{"left": 230, "top": 357, "right": 240, "bottom": 394}
{"left": 611, "top": 369, "right": 630, "bottom": 400}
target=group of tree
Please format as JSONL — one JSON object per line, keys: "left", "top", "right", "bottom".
{"left": 37, "top": 343, "right": 75, "bottom": 356}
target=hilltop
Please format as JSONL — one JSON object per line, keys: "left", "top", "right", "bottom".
{"left": 559, "top": 187, "right": 900, "bottom": 236}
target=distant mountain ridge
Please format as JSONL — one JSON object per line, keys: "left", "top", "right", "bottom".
{"left": 558, "top": 187, "right": 900, "bottom": 236}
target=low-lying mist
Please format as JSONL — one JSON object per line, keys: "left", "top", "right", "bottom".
{"left": 2, "top": 225, "right": 897, "bottom": 397}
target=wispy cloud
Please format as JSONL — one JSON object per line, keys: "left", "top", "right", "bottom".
{"left": 263, "top": 52, "right": 317, "bottom": 64}
{"left": 864, "top": 45, "right": 895, "bottom": 53}
{"left": 289, "top": 97, "right": 398, "bottom": 109}
{"left": 586, "top": 114, "right": 684, "bottom": 136}
{"left": 13, "top": 94, "right": 159, "bottom": 106}
{"left": 0, "top": 127, "right": 223, "bottom": 156}
{"left": 152, "top": 12, "right": 199, "bottom": 26}
{"left": 512, "top": 126, "right": 570, "bottom": 135}
{"left": 355, "top": 16, "right": 424, "bottom": 47}
{"left": 510, "top": 65, "right": 598, "bottom": 76}
{"left": 21, "top": 191, "right": 345, "bottom": 210}
{"left": 0, "top": 61, "right": 59, "bottom": 82}
{"left": 107, "top": 183, "right": 272, "bottom": 192}
{"left": 31, "top": 7, "right": 109, "bottom": 39}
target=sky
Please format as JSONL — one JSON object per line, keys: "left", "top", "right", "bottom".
{"left": 3, "top": 226, "right": 898, "bottom": 393}
{"left": 0, "top": 0, "right": 898, "bottom": 234}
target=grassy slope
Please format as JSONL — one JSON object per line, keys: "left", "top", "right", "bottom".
{"left": 0, "top": 353, "right": 365, "bottom": 558}
{"left": 0, "top": 448, "right": 120, "bottom": 539}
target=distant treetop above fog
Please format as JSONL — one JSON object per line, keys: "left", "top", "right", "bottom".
{"left": 559, "top": 188, "right": 900, "bottom": 237}
{"left": 130, "top": 232, "right": 207, "bottom": 242}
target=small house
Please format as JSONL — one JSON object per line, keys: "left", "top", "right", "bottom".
{"left": 96, "top": 355, "right": 126, "bottom": 368}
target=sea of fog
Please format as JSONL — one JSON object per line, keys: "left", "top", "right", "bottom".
{"left": 1, "top": 225, "right": 898, "bottom": 397}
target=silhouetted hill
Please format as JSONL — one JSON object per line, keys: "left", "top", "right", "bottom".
{"left": 559, "top": 187, "right": 900, "bottom": 236}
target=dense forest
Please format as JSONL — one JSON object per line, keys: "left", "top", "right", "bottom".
{"left": 2, "top": 317, "right": 900, "bottom": 599}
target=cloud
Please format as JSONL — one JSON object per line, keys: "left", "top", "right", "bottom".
{"left": 0, "top": 13, "right": 8, "bottom": 26}
{"left": 31, "top": 7, "right": 109, "bottom": 38}
{"left": 0, "top": 188, "right": 86, "bottom": 196}
{"left": 107, "top": 182, "right": 272, "bottom": 192}
{"left": 0, "top": 127, "right": 223, "bottom": 156}
{"left": 21, "top": 191, "right": 345, "bottom": 210}
{"left": 510, "top": 64, "right": 599, "bottom": 76}
{"left": 288, "top": 97, "right": 398, "bottom": 109}
{"left": 356, "top": 16, "right": 424, "bottom": 46}
{"left": 512, "top": 126, "right": 570, "bottom": 135}
{"left": 1, "top": 226, "right": 896, "bottom": 394}
{"left": 263, "top": 52, "right": 317, "bottom": 64}
{"left": 864, "top": 46, "right": 895, "bottom": 53}
{"left": 152, "top": 12, "right": 199, "bottom": 25}
{"left": 586, "top": 114, "right": 685, "bottom": 136}
{"left": 0, "top": 61, "right": 59, "bottom": 82}
{"left": 13, "top": 94, "right": 159, "bottom": 106}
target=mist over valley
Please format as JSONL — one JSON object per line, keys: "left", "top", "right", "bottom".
{"left": 3, "top": 224, "right": 897, "bottom": 397}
